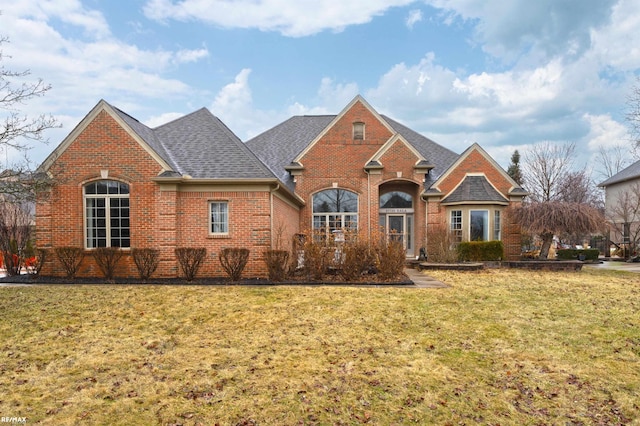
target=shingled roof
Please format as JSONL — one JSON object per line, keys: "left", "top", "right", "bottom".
{"left": 115, "top": 105, "right": 276, "bottom": 180}
{"left": 381, "top": 115, "right": 459, "bottom": 182}
{"left": 441, "top": 175, "right": 509, "bottom": 205}
{"left": 245, "top": 115, "right": 335, "bottom": 188}
{"left": 599, "top": 159, "right": 640, "bottom": 187}
{"left": 246, "top": 113, "right": 460, "bottom": 190}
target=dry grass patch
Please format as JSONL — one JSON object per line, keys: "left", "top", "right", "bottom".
{"left": 0, "top": 268, "right": 639, "bottom": 425}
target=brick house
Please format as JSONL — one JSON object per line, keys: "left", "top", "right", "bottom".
{"left": 36, "top": 96, "right": 526, "bottom": 278}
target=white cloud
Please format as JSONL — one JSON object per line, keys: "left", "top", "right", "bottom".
{"left": 406, "top": 9, "right": 423, "bottom": 29}
{"left": 426, "top": 0, "right": 618, "bottom": 62}
{"left": 143, "top": 0, "right": 415, "bottom": 37}
{"left": 175, "top": 47, "right": 210, "bottom": 64}
{"left": 582, "top": 113, "right": 629, "bottom": 151}
{"left": 144, "top": 112, "right": 186, "bottom": 128}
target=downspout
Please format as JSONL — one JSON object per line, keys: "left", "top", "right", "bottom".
{"left": 270, "top": 183, "right": 280, "bottom": 249}
{"left": 366, "top": 169, "right": 371, "bottom": 239}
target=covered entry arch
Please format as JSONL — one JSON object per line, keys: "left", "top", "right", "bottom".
{"left": 378, "top": 180, "right": 421, "bottom": 257}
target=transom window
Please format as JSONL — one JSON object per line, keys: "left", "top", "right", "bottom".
{"left": 380, "top": 191, "right": 413, "bottom": 209}
{"left": 210, "top": 201, "right": 229, "bottom": 234}
{"left": 312, "top": 189, "right": 358, "bottom": 234}
{"left": 84, "top": 180, "right": 130, "bottom": 248}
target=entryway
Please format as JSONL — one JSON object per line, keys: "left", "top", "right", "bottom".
{"left": 379, "top": 185, "right": 417, "bottom": 258}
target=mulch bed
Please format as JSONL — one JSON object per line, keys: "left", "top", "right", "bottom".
{"left": 0, "top": 274, "right": 413, "bottom": 286}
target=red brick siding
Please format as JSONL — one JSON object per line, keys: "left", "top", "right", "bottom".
{"left": 37, "top": 110, "right": 164, "bottom": 277}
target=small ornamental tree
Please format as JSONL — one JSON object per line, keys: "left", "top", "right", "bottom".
{"left": 510, "top": 202, "right": 604, "bottom": 259}
{"left": 175, "top": 248, "right": 206, "bottom": 282}
{"left": 132, "top": 248, "right": 160, "bottom": 281}
{"left": 219, "top": 248, "right": 249, "bottom": 282}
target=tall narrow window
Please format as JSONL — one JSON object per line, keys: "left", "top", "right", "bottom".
{"left": 451, "top": 210, "right": 462, "bottom": 243}
{"left": 210, "top": 201, "right": 229, "bottom": 234}
{"left": 85, "top": 180, "right": 130, "bottom": 248}
{"left": 470, "top": 210, "right": 489, "bottom": 241}
{"left": 353, "top": 122, "right": 365, "bottom": 140}
{"left": 494, "top": 210, "right": 501, "bottom": 240}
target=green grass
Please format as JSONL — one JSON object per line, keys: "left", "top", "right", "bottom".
{"left": 1, "top": 268, "right": 639, "bottom": 425}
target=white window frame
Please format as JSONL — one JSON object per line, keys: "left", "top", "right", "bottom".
{"left": 312, "top": 189, "right": 358, "bottom": 237}
{"left": 494, "top": 210, "right": 501, "bottom": 241}
{"left": 450, "top": 210, "right": 463, "bottom": 243}
{"left": 84, "top": 180, "right": 130, "bottom": 249}
{"left": 210, "top": 201, "right": 229, "bottom": 235}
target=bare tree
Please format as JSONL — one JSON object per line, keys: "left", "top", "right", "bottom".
{"left": 594, "top": 145, "right": 633, "bottom": 182}
{"left": 627, "top": 77, "right": 640, "bottom": 151}
{"left": 558, "top": 169, "right": 603, "bottom": 208}
{"left": 510, "top": 202, "right": 604, "bottom": 259}
{"left": 518, "top": 141, "right": 604, "bottom": 258}
{"left": 523, "top": 141, "right": 576, "bottom": 202}
{"left": 1, "top": 35, "right": 59, "bottom": 200}
{"left": 0, "top": 200, "right": 32, "bottom": 275}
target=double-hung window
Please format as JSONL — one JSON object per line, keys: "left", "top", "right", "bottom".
{"left": 84, "top": 180, "right": 130, "bottom": 248}
{"left": 210, "top": 201, "right": 229, "bottom": 234}
{"left": 450, "top": 210, "right": 462, "bottom": 243}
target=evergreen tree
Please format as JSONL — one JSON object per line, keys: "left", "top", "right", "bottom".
{"left": 507, "top": 150, "right": 523, "bottom": 185}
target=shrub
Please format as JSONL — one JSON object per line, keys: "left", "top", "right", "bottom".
{"left": 54, "top": 247, "right": 85, "bottom": 279}
{"left": 556, "top": 248, "right": 599, "bottom": 261}
{"left": 457, "top": 241, "right": 504, "bottom": 262}
{"left": 339, "top": 238, "right": 374, "bottom": 282}
{"left": 375, "top": 238, "right": 406, "bottom": 281}
{"left": 175, "top": 247, "right": 207, "bottom": 281}
{"left": 265, "top": 249, "right": 290, "bottom": 281}
{"left": 25, "top": 248, "right": 47, "bottom": 278}
{"left": 93, "top": 247, "right": 123, "bottom": 281}
{"left": 303, "top": 235, "right": 330, "bottom": 281}
{"left": 428, "top": 223, "right": 460, "bottom": 263}
{"left": 132, "top": 248, "right": 160, "bottom": 281}
{"left": 219, "top": 248, "right": 250, "bottom": 281}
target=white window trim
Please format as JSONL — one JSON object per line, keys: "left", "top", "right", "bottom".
{"left": 209, "top": 200, "right": 229, "bottom": 236}
{"left": 83, "top": 180, "right": 131, "bottom": 249}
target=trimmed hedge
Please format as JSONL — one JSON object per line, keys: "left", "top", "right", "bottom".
{"left": 457, "top": 241, "right": 504, "bottom": 262}
{"left": 556, "top": 248, "right": 599, "bottom": 261}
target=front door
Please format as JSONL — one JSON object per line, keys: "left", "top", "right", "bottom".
{"left": 385, "top": 214, "right": 414, "bottom": 257}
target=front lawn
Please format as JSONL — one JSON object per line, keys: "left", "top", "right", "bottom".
{"left": 1, "top": 268, "right": 638, "bottom": 425}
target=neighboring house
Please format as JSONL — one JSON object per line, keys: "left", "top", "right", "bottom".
{"left": 36, "top": 95, "right": 526, "bottom": 278}
{"left": 599, "top": 159, "right": 640, "bottom": 250}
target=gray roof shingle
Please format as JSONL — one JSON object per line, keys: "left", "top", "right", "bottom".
{"left": 114, "top": 104, "right": 276, "bottom": 180}
{"left": 441, "top": 175, "right": 509, "bottom": 204}
{"left": 381, "top": 115, "right": 459, "bottom": 182}
{"left": 599, "top": 159, "right": 640, "bottom": 187}
{"left": 246, "top": 114, "right": 461, "bottom": 189}
{"left": 245, "top": 115, "right": 335, "bottom": 188}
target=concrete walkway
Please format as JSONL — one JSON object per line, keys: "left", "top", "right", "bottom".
{"left": 584, "top": 259, "right": 640, "bottom": 273}
{"left": 404, "top": 268, "right": 449, "bottom": 288}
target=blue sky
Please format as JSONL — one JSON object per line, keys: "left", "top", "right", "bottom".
{"left": 1, "top": 0, "right": 639, "bottom": 175}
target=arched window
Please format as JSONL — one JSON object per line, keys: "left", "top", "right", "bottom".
{"left": 312, "top": 189, "right": 358, "bottom": 233}
{"left": 379, "top": 191, "right": 413, "bottom": 209}
{"left": 84, "top": 180, "right": 130, "bottom": 248}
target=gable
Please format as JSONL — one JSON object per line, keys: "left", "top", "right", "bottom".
{"left": 429, "top": 143, "right": 524, "bottom": 199}
{"left": 294, "top": 96, "right": 395, "bottom": 166}
{"left": 39, "top": 100, "right": 172, "bottom": 174}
